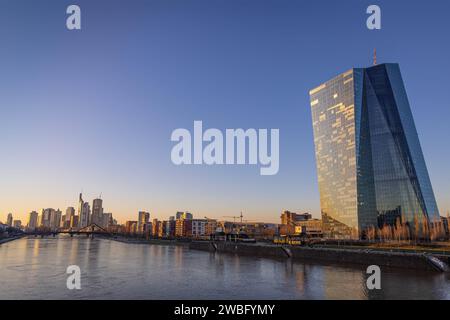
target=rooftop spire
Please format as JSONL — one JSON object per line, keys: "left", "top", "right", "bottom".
{"left": 373, "top": 48, "right": 377, "bottom": 65}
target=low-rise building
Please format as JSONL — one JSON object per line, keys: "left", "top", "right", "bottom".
{"left": 205, "top": 219, "right": 218, "bottom": 236}
{"left": 192, "top": 219, "right": 207, "bottom": 239}
{"left": 280, "top": 210, "right": 322, "bottom": 237}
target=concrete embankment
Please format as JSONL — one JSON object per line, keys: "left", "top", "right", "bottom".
{"left": 0, "top": 235, "right": 25, "bottom": 245}
{"left": 189, "top": 241, "right": 449, "bottom": 272}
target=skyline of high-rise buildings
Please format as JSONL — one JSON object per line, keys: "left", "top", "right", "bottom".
{"left": 310, "top": 63, "right": 441, "bottom": 239}
{"left": 0, "top": 194, "right": 117, "bottom": 232}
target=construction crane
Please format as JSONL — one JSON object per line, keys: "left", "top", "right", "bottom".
{"left": 222, "top": 212, "right": 244, "bottom": 223}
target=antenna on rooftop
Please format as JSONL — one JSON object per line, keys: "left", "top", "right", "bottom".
{"left": 373, "top": 48, "right": 377, "bottom": 66}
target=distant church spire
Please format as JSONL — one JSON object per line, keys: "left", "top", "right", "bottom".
{"left": 373, "top": 48, "right": 377, "bottom": 65}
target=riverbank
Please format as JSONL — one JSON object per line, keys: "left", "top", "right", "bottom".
{"left": 0, "top": 235, "right": 25, "bottom": 245}
{"left": 189, "top": 241, "right": 450, "bottom": 272}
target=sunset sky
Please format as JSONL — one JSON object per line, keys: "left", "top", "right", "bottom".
{"left": 1, "top": 0, "right": 449, "bottom": 224}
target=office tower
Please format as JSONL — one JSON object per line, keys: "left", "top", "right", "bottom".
{"left": 40, "top": 208, "right": 55, "bottom": 228}
{"left": 91, "top": 198, "right": 104, "bottom": 226}
{"left": 137, "top": 211, "right": 150, "bottom": 233}
{"left": 6, "top": 213, "right": 13, "bottom": 227}
{"left": 309, "top": 63, "right": 440, "bottom": 239}
{"left": 50, "top": 209, "right": 62, "bottom": 230}
{"left": 77, "top": 193, "right": 88, "bottom": 228}
{"left": 27, "top": 211, "right": 39, "bottom": 230}
{"left": 70, "top": 215, "right": 79, "bottom": 229}
{"left": 102, "top": 212, "right": 113, "bottom": 229}
{"left": 79, "top": 202, "right": 90, "bottom": 228}
{"left": 64, "top": 207, "right": 75, "bottom": 229}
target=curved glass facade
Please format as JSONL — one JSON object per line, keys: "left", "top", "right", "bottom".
{"left": 309, "top": 63, "right": 440, "bottom": 239}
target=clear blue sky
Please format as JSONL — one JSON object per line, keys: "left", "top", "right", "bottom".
{"left": 1, "top": 0, "right": 449, "bottom": 223}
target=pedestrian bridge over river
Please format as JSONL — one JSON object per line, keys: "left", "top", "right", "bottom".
{"left": 27, "top": 224, "right": 110, "bottom": 238}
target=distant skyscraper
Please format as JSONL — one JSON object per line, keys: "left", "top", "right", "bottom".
{"left": 309, "top": 63, "right": 440, "bottom": 239}
{"left": 77, "top": 193, "right": 91, "bottom": 228}
{"left": 138, "top": 211, "right": 150, "bottom": 233}
{"left": 70, "top": 215, "right": 79, "bottom": 229}
{"left": 64, "top": 207, "right": 75, "bottom": 229}
{"left": 6, "top": 213, "right": 13, "bottom": 227}
{"left": 40, "top": 208, "right": 55, "bottom": 228}
{"left": 102, "top": 212, "right": 113, "bottom": 228}
{"left": 79, "top": 202, "right": 90, "bottom": 228}
{"left": 27, "top": 211, "right": 39, "bottom": 230}
{"left": 50, "top": 209, "right": 62, "bottom": 230}
{"left": 91, "top": 198, "right": 104, "bottom": 226}
{"left": 77, "top": 193, "right": 85, "bottom": 226}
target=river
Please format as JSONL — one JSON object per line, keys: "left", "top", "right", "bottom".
{"left": 0, "top": 236, "right": 449, "bottom": 300}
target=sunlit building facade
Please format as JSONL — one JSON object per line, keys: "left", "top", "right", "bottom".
{"left": 27, "top": 211, "right": 39, "bottom": 230}
{"left": 310, "top": 63, "right": 440, "bottom": 239}
{"left": 137, "top": 211, "right": 150, "bottom": 233}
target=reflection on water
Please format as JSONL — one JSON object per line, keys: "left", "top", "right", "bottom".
{"left": 0, "top": 236, "right": 449, "bottom": 300}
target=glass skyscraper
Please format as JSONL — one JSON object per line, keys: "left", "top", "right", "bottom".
{"left": 309, "top": 63, "right": 440, "bottom": 239}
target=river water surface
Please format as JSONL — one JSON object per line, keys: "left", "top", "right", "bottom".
{"left": 1, "top": 236, "right": 449, "bottom": 300}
